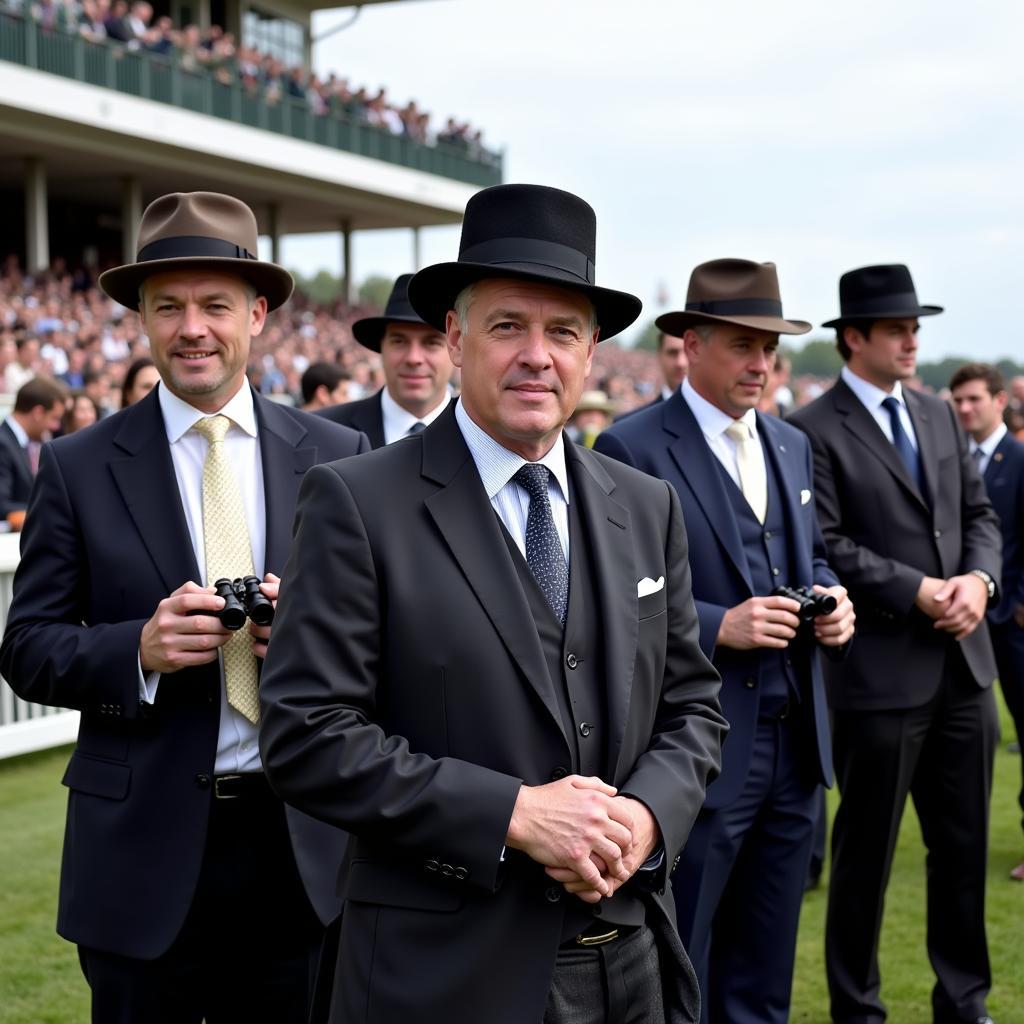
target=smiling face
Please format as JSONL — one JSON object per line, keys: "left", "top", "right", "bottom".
{"left": 685, "top": 322, "right": 779, "bottom": 418}
{"left": 140, "top": 271, "right": 266, "bottom": 412}
{"left": 379, "top": 323, "right": 452, "bottom": 418}
{"left": 447, "top": 277, "right": 598, "bottom": 460}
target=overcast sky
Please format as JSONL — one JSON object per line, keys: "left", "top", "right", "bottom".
{"left": 281, "top": 0, "right": 1024, "bottom": 360}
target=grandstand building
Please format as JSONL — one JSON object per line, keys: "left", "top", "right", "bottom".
{"left": 0, "top": 0, "right": 501, "bottom": 292}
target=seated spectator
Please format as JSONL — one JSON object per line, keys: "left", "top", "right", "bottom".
{"left": 5, "top": 336, "right": 40, "bottom": 393}
{"left": 567, "top": 389, "right": 618, "bottom": 448}
{"left": 61, "top": 391, "right": 100, "bottom": 435}
{"left": 120, "top": 355, "right": 159, "bottom": 407}
{"left": 300, "top": 361, "right": 350, "bottom": 411}
{"left": 0, "top": 376, "right": 65, "bottom": 520}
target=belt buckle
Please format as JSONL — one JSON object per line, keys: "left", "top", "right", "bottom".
{"left": 576, "top": 928, "right": 619, "bottom": 947}
{"left": 214, "top": 774, "right": 242, "bottom": 799}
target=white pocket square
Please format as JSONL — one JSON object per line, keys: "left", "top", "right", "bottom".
{"left": 800, "top": 489, "right": 812, "bottom": 505}
{"left": 637, "top": 576, "right": 665, "bottom": 598}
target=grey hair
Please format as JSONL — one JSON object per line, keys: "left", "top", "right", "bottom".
{"left": 692, "top": 322, "right": 715, "bottom": 342}
{"left": 453, "top": 281, "right": 598, "bottom": 336}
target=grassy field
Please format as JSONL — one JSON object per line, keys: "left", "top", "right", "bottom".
{"left": 0, "top": 699, "right": 1021, "bottom": 1024}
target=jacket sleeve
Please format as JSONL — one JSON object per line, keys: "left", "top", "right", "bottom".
{"left": 258, "top": 463, "right": 523, "bottom": 893}
{"left": 0, "top": 444, "right": 148, "bottom": 716}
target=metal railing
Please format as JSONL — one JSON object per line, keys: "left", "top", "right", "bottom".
{"left": 0, "top": 9, "right": 503, "bottom": 188}
{"left": 0, "top": 533, "right": 80, "bottom": 759}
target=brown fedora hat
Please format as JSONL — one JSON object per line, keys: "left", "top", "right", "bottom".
{"left": 656, "top": 259, "right": 810, "bottom": 337}
{"left": 99, "top": 192, "right": 294, "bottom": 311}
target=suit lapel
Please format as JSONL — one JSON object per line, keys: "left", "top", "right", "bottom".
{"left": 109, "top": 391, "right": 200, "bottom": 592}
{"left": 662, "top": 394, "right": 753, "bottom": 591}
{"left": 984, "top": 431, "right": 1012, "bottom": 484}
{"left": 566, "top": 442, "right": 638, "bottom": 780}
{"left": 255, "top": 393, "right": 318, "bottom": 573}
{"left": 758, "top": 414, "right": 813, "bottom": 583}
{"left": 359, "top": 392, "right": 386, "bottom": 450}
{"left": 422, "top": 409, "right": 567, "bottom": 744}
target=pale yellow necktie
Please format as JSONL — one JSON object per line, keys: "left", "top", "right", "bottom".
{"left": 193, "top": 415, "right": 260, "bottom": 723}
{"left": 725, "top": 419, "right": 768, "bottom": 524}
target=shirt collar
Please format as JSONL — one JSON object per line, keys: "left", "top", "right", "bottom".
{"left": 158, "top": 380, "right": 258, "bottom": 444}
{"left": 681, "top": 377, "right": 758, "bottom": 440}
{"left": 5, "top": 416, "right": 29, "bottom": 448}
{"left": 972, "top": 420, "right": 1007, "bottom": 457}
{"left": 380, "top": 385, "right": 451, "bottom": 436}
{"left": 841, "top": 364, "right": 907, "bottom": 413}
{"left": 454, "top": 398, "right": 570, "bottom": 503}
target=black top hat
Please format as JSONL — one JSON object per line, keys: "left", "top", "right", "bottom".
{"left": 822, "top": 264, "right": 943, "bottom": 329}
{"left": 408, "top": 184, "right": 642, "bottom": 341}
{"left": 351, "top": 274, "right": 437, "bottom": 352}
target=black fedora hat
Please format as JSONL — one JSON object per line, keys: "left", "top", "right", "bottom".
{"left": 822, "top": 264, "right": 942, "bottom": 329}
{"left": 100, "top": 191, "right": 293, "bottom": 311}
{"left": 351, "top": 274, "right": 437, "bottom": 352}
{"left": 407, "top": 184, "right": 642, "bottom": 341}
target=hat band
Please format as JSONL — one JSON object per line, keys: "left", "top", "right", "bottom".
{"left": 840, "top": 291, "right": 921, "bottom": 316}
{"left": 458, "top": 238, "right": 595, "bottom": 284}
{"left": 685, "top": 297, "right": 783, "bottom": 317}
{"left": 137, "top": 236, "right": 258, "bottom": 263}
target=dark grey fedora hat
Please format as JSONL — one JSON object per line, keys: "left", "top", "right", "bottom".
{"left": 822, "top": 264, "right": 943, "bottom": 329}
{"left": 407, "top": 184, "right": 642, "bottom": 341}
{"left": 100, "top": 191, "right": 293, "bottom": 311}
{"left": 351, "top": 274, "right": 437, "bottom": 352}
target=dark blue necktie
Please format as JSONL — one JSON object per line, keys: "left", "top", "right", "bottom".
{"left": 882, "top": 396, "right": 925, "bottom": 494}
{"left": 514, "top": 464, "right": 568, "bottom": 624}
{"left": 406, "top": 421, "right": 426, "bottom": 435}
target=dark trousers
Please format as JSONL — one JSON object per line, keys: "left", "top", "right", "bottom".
{"left": 826, "top": 659, "right": 998, "bottom": 1024}
{"left": 673, "top": 716, "right": 819, "bottom": 1024}
{"left": 991, "top": 618, "right": 1024, "bottom": 833}
{"left": 78, "top": 781, "right": 324, "bottom": 1024}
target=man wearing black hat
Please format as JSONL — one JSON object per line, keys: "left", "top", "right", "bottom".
{"left": 318, "top": 274, "right": 453, "bottom": 448}
{"left": 0, "top": 192, "right": 370, "bottom": 1022}
{"left": 595, "top": 258, "right": 854, "bottom": 1024}
{"left": 258, "top": 183, "right": 727, "bottom": 1024}
{"left": 789, "top": 265, "right": 1001, "bottom": 1024}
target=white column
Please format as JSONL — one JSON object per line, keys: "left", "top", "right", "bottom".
{"left": 411, "top": 225, "right": 422, "bottom": 271}
{"left": 266, "top": 202, "right": 282, "bottom": 264}
{"left": 24, "top": 158, "right": 49, "bottom": 274}
{"left": 121, "top": 175, "right": 143, "bottom": 264}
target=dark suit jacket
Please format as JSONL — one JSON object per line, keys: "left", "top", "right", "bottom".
{"left": 982, "top": 430, "right": 1024, "bottom": 625}
{"left": 596, "top": 393, "right": 837, "bottom": 808}
{"left": 789, "top": 377, "right": 1000, "bottom": 710}
{"left": 317, "top": 390, "right": 385, "bottom": 449}
{"left": 0, "top": 388, "right": 370, "bottom": 959}
{"left": 0, "top": 419, "right": 33, "bottom": 519}
{"left": 258, "top": 405, "right": 726, "bottom": 1024}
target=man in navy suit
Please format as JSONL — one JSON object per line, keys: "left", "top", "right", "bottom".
{"left": 0, "top": 376, "right": 65, "bottom": 519}
{"left": 596, "top": 259, "right": 854, "bottom": 1023}
{"left": 0, "top": 192, "right": 369, "bottom": 1023}
{"left": 951, "top": 362, "right": 1024, "bottom": 880}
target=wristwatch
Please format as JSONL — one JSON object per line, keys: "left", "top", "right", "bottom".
{"left": 969, "top": 569, "right": 996, "bottom": 600}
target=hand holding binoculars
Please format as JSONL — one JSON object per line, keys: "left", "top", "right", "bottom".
{"left": 211, "top": 576, "right": 275, "bottom": 631}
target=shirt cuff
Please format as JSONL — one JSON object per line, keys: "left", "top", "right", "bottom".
{"left": 138, "top": 653, "right": 160, "bottom": 704}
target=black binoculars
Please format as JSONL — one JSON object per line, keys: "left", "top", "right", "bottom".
{"left": 772, "top": 585, "right": 836, "bottom": 622}
{"left": 212, "top": 576, "right": 275, "bottom": 631}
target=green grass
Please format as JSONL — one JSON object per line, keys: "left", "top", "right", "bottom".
{"left": 0, "top": 698, "right": 1021, "bottom": 1023}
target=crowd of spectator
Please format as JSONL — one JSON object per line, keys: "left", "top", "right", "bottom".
{"left": 2, "top": 0, "right": 497, "bottom": 163}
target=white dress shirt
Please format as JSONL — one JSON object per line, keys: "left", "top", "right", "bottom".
{"left": 381, "top": 387, "right": 452, "bottom": 445}
{"left": 840, "top": 365, "right": 919, "bottom": 452}
{"left": 680, "top": 377, "right": 766, "bottom": 489}
{"left": 970, "top": 421, "right": 1006, "bottom": 476}
{"left": 141, "top": 382, "right": 266, "bottom": 773}
{"left": 454, "top": 398, "right": 570, "bottom": 563}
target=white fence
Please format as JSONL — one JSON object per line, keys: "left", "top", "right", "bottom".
{"left": 0, "top": 533, "right": 80, "bottom": 759}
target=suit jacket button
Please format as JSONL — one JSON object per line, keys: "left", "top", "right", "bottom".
{"left": 566, "top": 653, "right": 579, "bottom": 670}
{"left": 194, "top": 773, "right": 210, "bottom": 789}
{"left": 579, "top": 722, "right": 592, "bottom": 738}
{"left": 550, "top": 766, "right": 569, "bottom": 781}
{"left": 544, "top": 886, "right": 562, "bottom": 903}
{"left": 425, "top": 858, "right": 439, "bottom": 872}
{"left": 744, "top": 677, "right": 756, "bottom": 689}
{"left": 454, "top": 867, "right": 468, "bottom": 881}
{"left": 934, "top": 529, "right": 942, "bottom": 538}
{"left": 440, "top": 863, "right": 454, "bottom": 877}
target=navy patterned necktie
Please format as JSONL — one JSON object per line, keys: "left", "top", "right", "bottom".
{"left": 513, "top": 464, "right": 569, "bottom": 624}
{"left": 881, "top": 396, "right": 925, "bottom": 494}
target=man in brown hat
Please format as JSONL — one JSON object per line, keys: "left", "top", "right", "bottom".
{"left": 596, "top": 258, "right": 854, "bottom": 1023}
{"left": 258, "top": 183, "right": 727, "bottom": 1024}
{"left": 319, "top": 274, "right": 453, "bottom": 448}
{"left": 0, "top": 191, "right": 370, "bottom": 1023}
{"left": 789, "top": 265, "right": 1000, "bottom": 1024}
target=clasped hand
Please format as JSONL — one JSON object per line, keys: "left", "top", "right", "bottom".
{"left": 915, "top": 573, "right": 988, "bottom": 641}
{"left": 505, "top": 775, "right": 659, "bottom": 904}
{"left": 139, "top": 573, "right": 280, "bottom": 674}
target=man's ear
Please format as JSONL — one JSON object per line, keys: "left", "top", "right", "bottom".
{"left": 445, "top": 310, "right": 464, "bottom": 369}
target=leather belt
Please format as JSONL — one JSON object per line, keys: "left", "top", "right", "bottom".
{"left": 213, "top": 773, "right": 271, "bottom": 800}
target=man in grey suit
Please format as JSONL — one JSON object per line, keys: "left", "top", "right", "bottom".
{"left": 789, "top": 264, "right": 1001, "bottom": 1024}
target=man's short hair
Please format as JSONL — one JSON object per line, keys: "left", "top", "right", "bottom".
{"left": 14, "top": 376, "right": 66, "bottom": 414}
{"left": 949, "top": 362, "right": 1005, "bottom": 397}
{"left": 454, "top": 282, "right": 597, "bottom": 336}
{"left": 835, "top": 321, "right": 876, "bottom": 362}
{"left": 301, "top": 362, "right": 350, "bottom": 404}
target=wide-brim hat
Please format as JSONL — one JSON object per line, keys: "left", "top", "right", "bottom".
{"left": 408, "top": 184, "right": 642, "bottom": 341}
{"left": 573, "top": 390, "right": 618, "bottom": 415}
{"left": 351, "top": 274, "right": 437, "bottom": 352}
{"left": 99, "top": 191, "right": 293, "bottom": 311}
{"left": 656, "top": 259, "right": 811, "bottom": 337}
{"left": 822, "top": 264, "right": 943, "bottom": 328}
